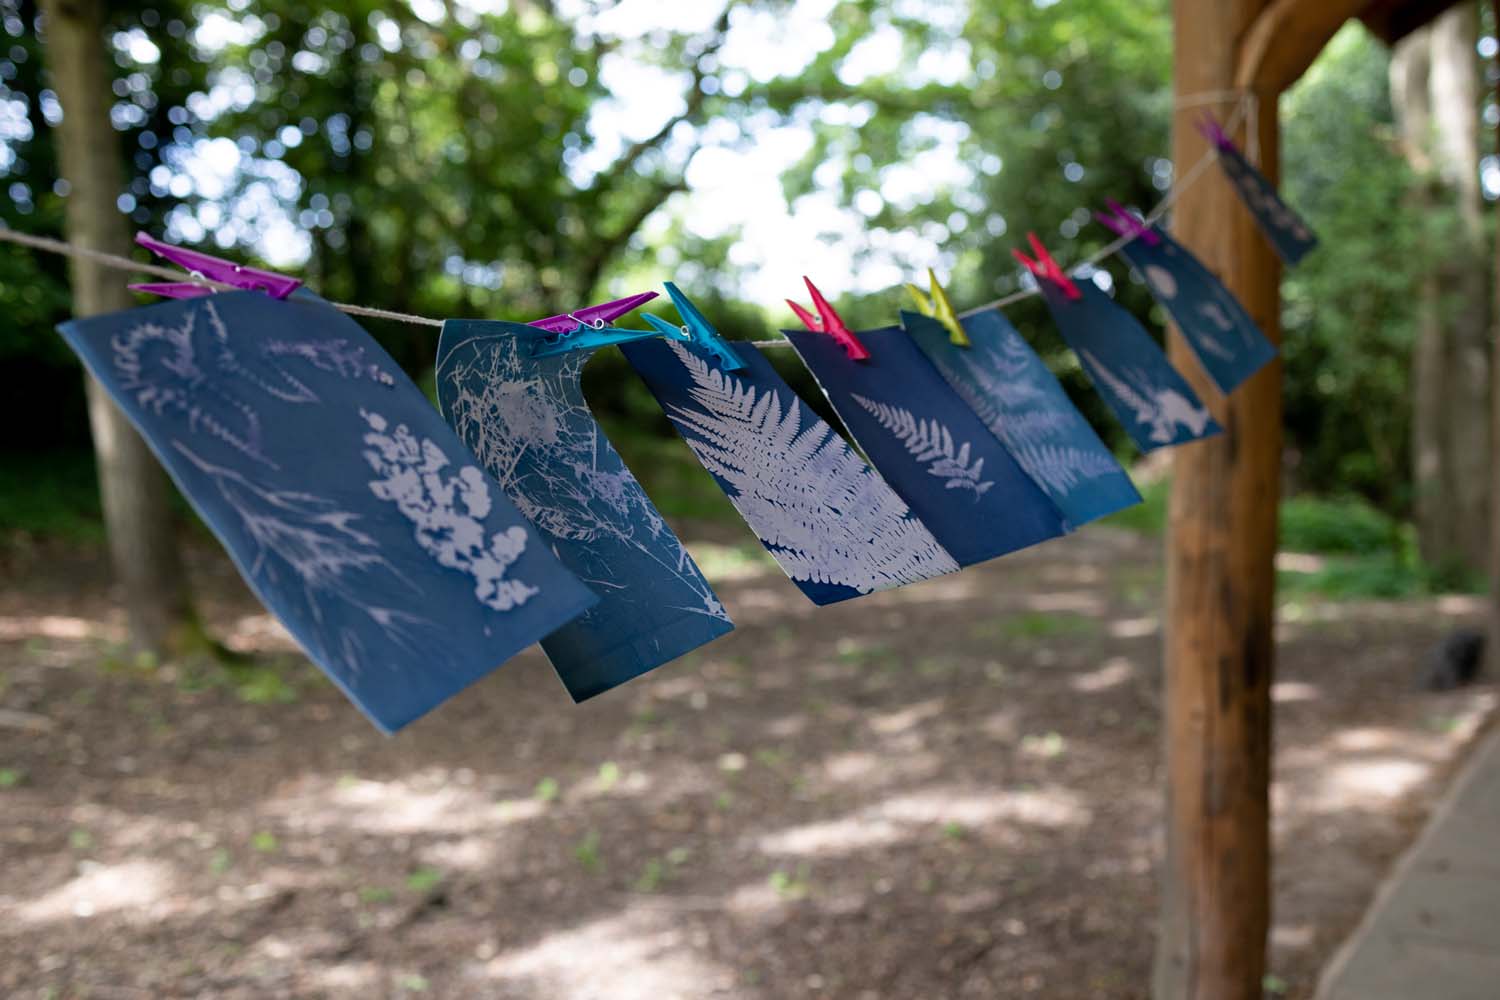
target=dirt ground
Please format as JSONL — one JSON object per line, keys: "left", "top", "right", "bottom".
{"left": 0, "top": 524, "right": 1495, "bottom": 1000}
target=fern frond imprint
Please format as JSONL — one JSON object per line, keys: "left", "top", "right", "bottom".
{"left": 849, "top": 394, "right": 995, "bottom": 500}
{"left": 665, "top": 342, "right": 956, "bottom": 593}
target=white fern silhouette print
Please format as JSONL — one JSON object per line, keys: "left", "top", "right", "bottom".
{"left": 360, "top": 409, "right": 538, "bottom": 612}
{"left": 111, "top": 300, "right": 398, "bottom": 469}
{"left": 663, "top": 342, "right": 957, "bottom": 594}
{"left": 930, "top": 336, "right": 1118, "bottom": 497}
{"left": 1078, "top": 349, "right": 1214, "bottom": 444}
{"left": 850, "top": 394, "right": 995, "bottom": 500}
{"left": 172, "top": 440, "right": 433, "bottom": 680}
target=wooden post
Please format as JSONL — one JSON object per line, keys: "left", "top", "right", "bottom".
{"left": 1154, "top": 1, "right": 1280, "bottom": 997}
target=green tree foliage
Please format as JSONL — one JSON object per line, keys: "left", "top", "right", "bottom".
{"left": 0, "top": 1, "right": 1464, "bottom": 528}
{"left": 1282, "top": 26, "right": 1425, "bottom": 512}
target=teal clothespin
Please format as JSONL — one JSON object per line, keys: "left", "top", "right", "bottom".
{"left": 641, "top": 281, "right": 746, "bottom": 371}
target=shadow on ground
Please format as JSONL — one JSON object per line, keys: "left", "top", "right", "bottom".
{"left": 0, "top": 525, "right": 1494, "bottom": 999}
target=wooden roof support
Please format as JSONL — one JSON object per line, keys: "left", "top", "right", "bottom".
{"left": 1235, "top": 0, "right": 1378, "bottom": 94}
{"left": 1160, "top": 2, "right": 1474, "bottom": 998}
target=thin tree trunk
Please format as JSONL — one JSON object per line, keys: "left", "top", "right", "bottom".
{"left": 1155, "top": 1, "right": 1279, "bottom": 997}
{"left": 1393, "top": 5, "right": 1490, "bottom": 578}
{"left": 39, "top": 0, "right": 197, "bottom": 656}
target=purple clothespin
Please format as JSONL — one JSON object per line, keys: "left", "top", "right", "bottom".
{"left": 130, "top": 231, "right": 303, "bottom": 300}
{"left": 526, "top": 291, "right": 659, "bottom": 334}
{"left": 1094, "top": 199, "right": 1161, "bottom": 247}
{"left": 1195, "top": 112, "right": 1235, "bottom": 153}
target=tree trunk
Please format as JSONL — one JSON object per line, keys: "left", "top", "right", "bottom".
{"left": 39, "top": 0, "right": 197, "bottom": 656}
{"left": 1155, "top": 2, "right": 1280, "bottom": 998}
{"left": 1392, "top": 4, "right": 1490, "bottom": 580}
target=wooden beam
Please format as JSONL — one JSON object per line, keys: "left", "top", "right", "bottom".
{"left": 1235, "top": 0, "right": 1372, "bottom": 93}
{"left": 1156, "top": 2, "right": 1282, "bottom": 998}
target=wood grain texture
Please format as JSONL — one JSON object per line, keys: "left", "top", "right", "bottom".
{"left": 1155, "top": 2, "right": 1280, "bottom": 998}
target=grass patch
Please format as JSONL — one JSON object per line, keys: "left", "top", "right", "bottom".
{"left": 0, "top": 451, "right": 104, "bottom": 544}
{"left": 1279, "top": 495, "right": 1401, "bottom": 554}
{"left": 973, "top": 611, "right": 1100, "bottom": 642}
{"left": 1102, "top": 474, "right": 1169, "bottom": 537}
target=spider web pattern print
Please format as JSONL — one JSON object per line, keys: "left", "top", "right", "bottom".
{"left": 663, "top": 342, "right": 957, "bottom": 594}
{"left": 360, "top": 409, "right": 538, "bottom": 612}
{"left": 171, "top": 440, "right": 435, "bottom": 682}
{"left": 1078, "top": 349, "right": 1215, "bottom": 446}
{"left": 440, "top": 336, "right": 728, "bottom": 625}
{"left": 849, "top": 394, "right": 995, "bottom": 500}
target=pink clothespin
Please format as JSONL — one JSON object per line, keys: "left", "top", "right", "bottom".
{"left": 786, "top": 277, "right": 870, "bottom": 361}
{"left": 1195, "top": 112, "right": 1235, "bottom": 153}
{"left": 1012, "top": 233, "right": 1082, "bottom": 301}
{"left": 526, "top": 291, "right": 660, "bottom": 334}
{"left": 130, "top": 232, "right": 303, "bottom": 300}
{"left": 1094, "top": 199, "right": 1160, "bottom": 247}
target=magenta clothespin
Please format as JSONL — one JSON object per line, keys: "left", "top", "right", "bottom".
{"left": 526, "top": 291, "right": 659, "bottom": 334}
{"left": 1195, "top": 112, "right": 1235, "bottom": 153}
{"left": 129, "top": 231, "right": 302, "bottom": 300}
{"left": 1095, "top": 199, "right": 1160, "bottom": 247}
{"left": 786, "top": 277, "right": 870, "bottom": 361}
{"left": 1012, "top": 232, "right": 1082, "bottom": 301}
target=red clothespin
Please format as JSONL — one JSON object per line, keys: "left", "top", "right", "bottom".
{"left": 1012, "top": 233, "right": 1082, "bottom": 301}
{"left": 1094, "top": 199, "right": 1160, "bottom": 247}
{"left": 130, "top": 232, "right": 303, "bottom": 300}
{"left": 1195, "top": 112, "right": 1235, "bottom": 153}
{"left": 787, "top": 277, "right": 870, "bottom": 361}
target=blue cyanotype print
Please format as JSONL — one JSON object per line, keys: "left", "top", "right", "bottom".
{"left": 436, "top": 322, "right": 733, "bottom": 702}
{"left": 1118, "top": 225, "right": 1277, "bottom": 393}
{"left": 1216, "top": 142, "right": 1319, "bottom": 266}
{"left": 782, "top": 323, "right": 1069, "bottom": 566}
{"left": 58, "top": 292, "right": 598, "bottom": 733}
{"left": 1035, "top": 281, "right": 1222, "bottom": 453}
{"left": 903, "top": 309, "right": 1141, "bottom": 528}
{"left": 622, "top": 337, "right": 959, "bottom": 605}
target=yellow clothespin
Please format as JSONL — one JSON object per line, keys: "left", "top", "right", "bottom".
{"left": 903, "top": 268, "right": 970, "bottom": 347}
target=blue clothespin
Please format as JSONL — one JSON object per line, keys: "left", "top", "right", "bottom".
{"left": 640, "top": 281, "right": 746, "bottom": 371}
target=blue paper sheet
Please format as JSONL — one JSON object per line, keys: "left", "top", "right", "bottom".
{"left": 621, "top": 337, "right": 960, "bottom": 605}
{"left": 1118, "top": 225, "right": 1277, "bottom": 394}
{"left": 436, "top": 322, "right": 732, "bottom": 701}
{"left": 58, "top": 292, "right": 598, "bottom": 732}
{"left": 902, "top": 310, "right": 1141, "bottom": 527}
{"left": 1035, "top": 281, "right": 1222, "bottom": 453}
{"left": 782, "top": 324, "right": 1069, "bottom": 566}
{"left": 1216, "top": 142, "right": 1318, "bottom": 266}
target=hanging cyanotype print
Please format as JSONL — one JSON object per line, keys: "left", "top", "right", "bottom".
{"left": 436, "top": 322, "right": 733, "bottom": 701}
{"left": 782, "top": 324, "right": 1069, "bottom": 566}
{"left": 621, "top": 337, "right": 960, "bottom": 605}
{"left": 1034, "top": 280, "right": 1221, "bottom": 452}
{"left": 902, "top": 310, "right": 1141, "bottom": 527}
{"left": 1215, "top": 141, "right": 1319, "bottom": 266}
{"left": 1117, "top": 224, "right": 1277, "bottom": 394}
{"left": 57, "top": 292, "right": 598, "bottom": 733}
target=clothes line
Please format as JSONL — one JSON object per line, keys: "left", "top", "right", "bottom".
{"left": 0, "top": 93, "right": 1248, "bottom": 346}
